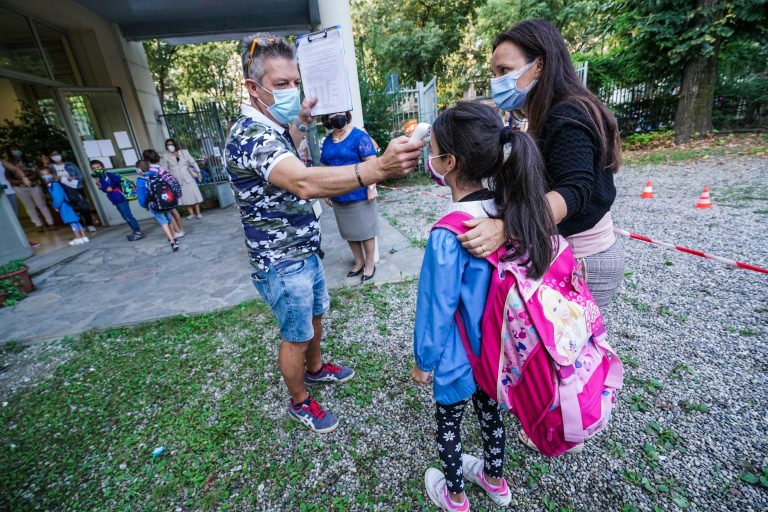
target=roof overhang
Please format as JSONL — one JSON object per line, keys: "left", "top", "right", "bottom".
{"left": 72, "top": 0, "right": 321, "bottom": 42}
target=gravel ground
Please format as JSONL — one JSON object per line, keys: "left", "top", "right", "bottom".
{"left": 2, "top": 155, "right": 766, "bottom": 511}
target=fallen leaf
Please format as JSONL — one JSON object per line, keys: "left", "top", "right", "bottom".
{"left": 203, "top": 475, "right": 216, "bottom": 493}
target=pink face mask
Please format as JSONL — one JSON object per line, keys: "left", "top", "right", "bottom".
{"left": 427, "top": 154, "right": 450, "bottom": 186}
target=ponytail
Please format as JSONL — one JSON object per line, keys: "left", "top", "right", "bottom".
{"left": 432, "top": 102, "right": 557, "bottom": 279}
{"left": 489, "top": 129, "right": 557, "bottom": 280}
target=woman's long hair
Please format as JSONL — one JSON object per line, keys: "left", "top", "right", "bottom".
{"left": 432, "top": 102, "right": 557, "bottom": 279}
{"left": 494, "top": 19, "right": 621, "bottom": 173}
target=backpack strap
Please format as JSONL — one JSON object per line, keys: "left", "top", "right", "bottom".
{"left": 432, "top": 211, "right": 502, "bottom": 267}
{"left": 432, "top": 211, "right": 504, "bottom": 381}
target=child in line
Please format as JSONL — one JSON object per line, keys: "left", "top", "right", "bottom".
{"left": 412, "top": 102, "right": 557, "bottom": 511}
{"left": 135, "top": 156, "right": 181, "bottom": 252}
{"left": 90, "top": 160, "right": 145, "bottom": 242}
{"left": 39, "top": 168, "right": 89, "bottom": 246}
{"left": 142, "top": 149, "right": 185, "bottom": 238}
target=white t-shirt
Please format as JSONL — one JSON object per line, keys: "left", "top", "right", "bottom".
{"left": 53, "top": 163, "right": 69, "bottom": 179}
{"left": 0, "top": 161, "right": 15, "bottom": 195}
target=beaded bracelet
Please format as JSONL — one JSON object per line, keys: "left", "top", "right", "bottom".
{"left": 354, "top": 163, "right": 365, "bottom": 187}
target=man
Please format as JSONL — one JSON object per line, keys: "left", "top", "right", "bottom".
{"left": 225, "top": 34, "right": 423, "bottom": 433}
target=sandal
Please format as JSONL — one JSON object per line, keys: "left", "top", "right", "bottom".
{"left": 347, "top": 266, "right": 364, "bottom": 278}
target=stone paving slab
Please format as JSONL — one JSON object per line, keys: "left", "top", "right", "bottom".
{"left": 0, "top": 205, "right": 424, "bottom": 343}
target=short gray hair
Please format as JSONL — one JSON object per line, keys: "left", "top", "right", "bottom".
{"left": 240, "top": 33, "right": 295, "bottom": 83}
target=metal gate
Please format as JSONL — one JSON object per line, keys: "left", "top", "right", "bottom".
{"left": 160, "top": 101, "right": 229, "bottom": 183}
{"left": 388, "top": 77, "right": 438, "bottom": 171}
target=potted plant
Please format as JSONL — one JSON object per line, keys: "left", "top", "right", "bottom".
{"left": 0, "top": 259, "right": 34, "bottom": 294}
{"left": 0, "top": 278, "right": 27, "bottom": 307}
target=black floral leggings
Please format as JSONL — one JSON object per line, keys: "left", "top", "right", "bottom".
{"left": 435, "top": 388, "right": 506, "bottom": 493}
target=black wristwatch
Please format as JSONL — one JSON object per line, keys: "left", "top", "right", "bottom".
{"left": 294, "top": 120, "right": 309, "bottom": 133}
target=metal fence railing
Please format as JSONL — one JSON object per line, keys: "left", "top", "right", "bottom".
{"left": 160, "top": 101, "right": 229, "bottom": 183}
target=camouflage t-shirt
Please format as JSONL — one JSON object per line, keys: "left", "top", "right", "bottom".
{"left": 225, "top": 104, "right": 320, "bottom": 271}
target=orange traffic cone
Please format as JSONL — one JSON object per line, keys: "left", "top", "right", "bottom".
{"left": 695, "top": 187, "right": 712, "bottom": 209}
{"left": 641, "top": 181, "right": 654, "bottom": 199}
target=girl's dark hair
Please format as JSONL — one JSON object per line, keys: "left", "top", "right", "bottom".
{"left": 321, "top": 111, "right": 352, "bottom": 130}
{"left": 494, "top": 19, "right": 621, "bottom": 173}
{"left": 142, "top": 149, "right": 160, "bottom": 163}
{"left": 432, "top": 101, "right": 557, "bottom": 279}
{"left": 135, "top": 159, "right": 149, "bottom": 172}
{"left": 89, "top": 159, "right": 104, "bottom": 167}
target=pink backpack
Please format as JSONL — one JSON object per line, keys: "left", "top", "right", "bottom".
{"left": 433, "top": 211, "right": 623, "bottom": 457}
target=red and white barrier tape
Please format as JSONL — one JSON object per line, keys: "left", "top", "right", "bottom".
{"left": 612, "top": 228, "right": 768, "bottom": 275}
{"left": 379, "top": 184, "right": 768, "bottom": 275}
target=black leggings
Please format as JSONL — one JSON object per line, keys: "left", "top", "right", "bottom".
{"left": 435, "top": 388, "right": 506, "bottom": 493}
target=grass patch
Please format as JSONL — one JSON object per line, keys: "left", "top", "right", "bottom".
{"left": 0, "top": 283, "right": 418, "bottom": 511}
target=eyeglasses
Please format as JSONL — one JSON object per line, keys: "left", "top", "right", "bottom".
{"left": 246, "top": 36, "right": 277, "bottom": 72}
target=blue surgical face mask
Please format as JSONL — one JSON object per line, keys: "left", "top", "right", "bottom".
{"left": 11, "top": 149, "right": 22, "bottom": 158}
{"left": 491, "top": 59, "right": 538, "bottom": 112}
{"left": 255, "top": 82, "right": 301, "bottom": 125}
{"left": 427, "top": 154, "right": 450, "bottom": 187}
{"left": 42, "top": 174, "right": 54, "bottom": 183}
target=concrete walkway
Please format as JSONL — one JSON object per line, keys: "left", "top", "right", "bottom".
{"left": 0, "top": 205, "right": 424, "bottom": 343}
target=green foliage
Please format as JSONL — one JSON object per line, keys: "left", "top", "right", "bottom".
{"left": 0, "top": 103, "right": 71, "bottom": 165}
{"left": 622, "top": 129, "right": 675, "bottom": 150}
{"left": 739, "top": 466, "right": 768, "bottom": 488}
{"left": 144, "top": 40, "right": 242, "bottom": 121}
{"left": 0, "top": 259, "right": 26, "bottom": 275}
{"left": 0, "top": 278, "right": 27, "bottom": 307}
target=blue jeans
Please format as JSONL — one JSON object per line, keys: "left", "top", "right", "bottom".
{"left": 115, "top": 200, "right": 140, "bottom": 232}
{"left": 250, "top": 253, "right": 330, "bottom": 342}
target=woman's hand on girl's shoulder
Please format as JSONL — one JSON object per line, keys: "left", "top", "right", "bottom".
{"left": 411, "top": 366, "right": 432, "bottom": 385}
{"left": 457, "top": 217, "right": 506, "bottom": 258}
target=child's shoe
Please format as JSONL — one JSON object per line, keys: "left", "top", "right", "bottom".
{"left": 68, "top": 239, "right": 82, "bottom": 246}
{"left": 81, "top": 236, "right": 90, "bottom": 243}
{"left": 304, "top": 362, "right": 355, "bottom": 384}
{"left": 424, "top": 468, "right": 470, "bottom": 511}
{"left": 127, "top": 232, "right": 145, "bottom": 241}
{"left": 87, "top": 225, "right": 96, "bottom": 233}
{"left": 287, "top": 397, "right": 338, "bottom": 433}
{"left": 195, "top": 213, "right": 202, "bottom": 219}
{"left": 171, "top": 240, "right": 180, "bottom": 252}
{"left": 462, "top": 454, "right": 511, "bottom": 506}
{"left": 174, "top": 231, "right": 186, "bottom": 238}
{"left": 186, "top": 214, "right": 194, "bottom": 220}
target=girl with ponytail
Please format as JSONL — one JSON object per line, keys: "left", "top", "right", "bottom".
{"left": 412, "top": 101, "right": 555, "bottom": 511}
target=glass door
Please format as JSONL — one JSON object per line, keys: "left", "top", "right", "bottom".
{"left": 56, "top": 87, "right": 145, "bottom": 226}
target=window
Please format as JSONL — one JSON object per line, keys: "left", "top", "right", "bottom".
{"left": 0, "top": 6, "right": 47, "bottom": 78}
{"left": 33, "top": 21, "right": 79, "bottom": 84}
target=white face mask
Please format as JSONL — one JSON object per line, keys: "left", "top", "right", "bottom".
{"left": 166, "top": 145, "right": 176, "bottom": 152}
{"left": 51, "top": 154, "right": 63, "bottom": 163}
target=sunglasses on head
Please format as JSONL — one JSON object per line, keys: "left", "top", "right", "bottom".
{"left": 246, "top": 36, "right": 277, "bottom": 71}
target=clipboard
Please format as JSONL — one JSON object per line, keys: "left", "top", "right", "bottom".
{"left": 296, "top": 25, "right": 354, "bottom": 117}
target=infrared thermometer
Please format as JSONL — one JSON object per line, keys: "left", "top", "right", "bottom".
{"left": 409, "top": 122, "right": 431, "bottom": 142}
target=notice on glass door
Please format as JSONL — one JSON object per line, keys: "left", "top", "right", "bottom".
{"left": 114, "top": 131, "right": 132, "bottom": 149}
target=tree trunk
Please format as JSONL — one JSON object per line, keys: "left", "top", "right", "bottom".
{"left": 674, "top": 0, "right": 721, "bottom": 144}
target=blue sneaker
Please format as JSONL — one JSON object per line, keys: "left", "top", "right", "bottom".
{"left": 288, "top": 398, "right": 338, "bottom": 433}
{"left": 304, "top": 362, "right": 355, "bottom": 385}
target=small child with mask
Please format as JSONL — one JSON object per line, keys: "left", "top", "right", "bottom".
{"left": 90, "top": 160, "right": 145, "bottom": 241}
{"left": 39, "top": 167, "right": 89, "bottom": 246}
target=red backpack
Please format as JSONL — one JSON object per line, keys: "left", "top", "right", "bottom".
{"left": 433, "top": 211, "right": 623, "bottom": 457}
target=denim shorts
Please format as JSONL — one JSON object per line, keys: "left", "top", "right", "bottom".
{"left": 250, "top": 253, "right": 330, "bottom": 342}
{"left": 151, "top": 209, "right": 172, "bottom": 225}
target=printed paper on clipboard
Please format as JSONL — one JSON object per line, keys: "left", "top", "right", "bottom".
{"left": 296, "top": 26, "right": 353, "bottom": 117}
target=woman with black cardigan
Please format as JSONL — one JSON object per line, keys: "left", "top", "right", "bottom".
{"left": 460, "top": 19, "right": 625, "bottom": 308}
